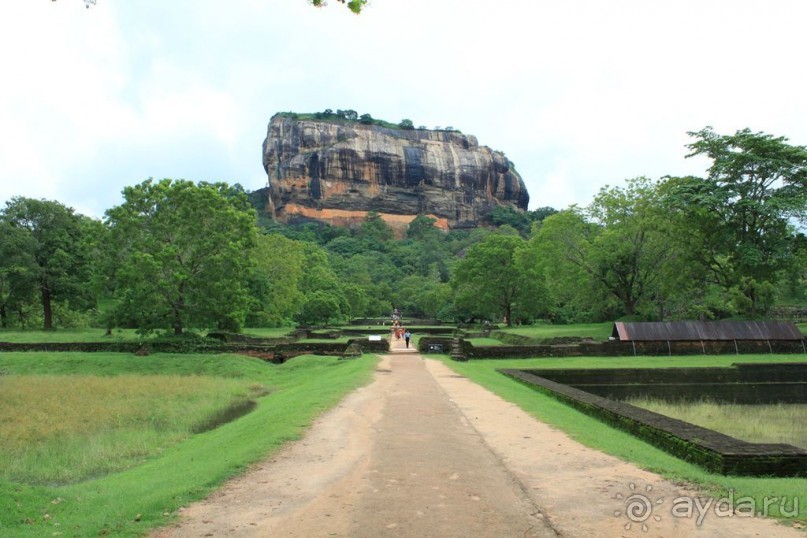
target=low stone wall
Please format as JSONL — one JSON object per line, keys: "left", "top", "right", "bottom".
{"left": 463, "top": 339, "right": 807, "bottom": 359}
{"left": 0, "top": 337, "right": 389, "bottom": 360}
{"left": 417, "top": 337, "right": 454, "bottom": 354}
{"left": 500, "top": 368, "right": 807, "bottom": 477}
{"left": 524, "top": 363, "right": 807, "bottom": 404}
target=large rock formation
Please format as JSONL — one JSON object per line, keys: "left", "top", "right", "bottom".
{"left": 259, "top": 114, "right": 529, "bottom": 235}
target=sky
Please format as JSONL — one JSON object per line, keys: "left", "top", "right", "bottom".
{"left": 2, "top": 0, "right": 807, "bottom": 218}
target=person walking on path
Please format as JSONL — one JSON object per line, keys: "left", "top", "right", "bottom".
{"left": 404, "top": 329, "right": 411, "bottom": 348}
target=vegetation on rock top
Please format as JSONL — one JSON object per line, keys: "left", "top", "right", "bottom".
{"left": 272, "top": 109, "right": 461, "bottom": 133}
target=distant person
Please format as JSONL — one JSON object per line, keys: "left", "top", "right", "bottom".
{"left": 404, "top": 329, "right": 411, "bottom": 349}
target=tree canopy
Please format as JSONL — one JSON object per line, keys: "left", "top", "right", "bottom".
{"left": 452, "top": 233, "right": 545, "bottom": 326}
{"left": 2, "top": 126, "right": 804, "bottom": 333}
{"left": 0, "top": 197, "right": 93, "bottom": 330}
{"left": 105, "top": 179, "right": 257, "bottom": 334}
{"left": 666, "top": 127, "right": 807, "bottom": 315}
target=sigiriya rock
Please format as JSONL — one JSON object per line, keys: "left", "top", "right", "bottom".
{"left": 255, "top": 112, "right": 529, "bottom": 235}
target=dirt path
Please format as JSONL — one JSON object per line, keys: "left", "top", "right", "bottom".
{"left": 153, "top": 349, "right": 802, "bottom": 537}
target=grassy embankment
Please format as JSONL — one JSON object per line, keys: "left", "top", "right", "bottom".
{"left": 438, "top": 353, "right": 807, "bottom": 522}
{"left": 0, "top": 351, "right": 377, "bottom": 537}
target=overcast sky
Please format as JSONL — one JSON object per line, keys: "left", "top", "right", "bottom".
{"left": 2, "top": 1, "right": 806, "bottom": 218}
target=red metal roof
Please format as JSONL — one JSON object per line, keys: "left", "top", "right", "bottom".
{"left": 612, "top": 321, "right": 804, "bottom": 341}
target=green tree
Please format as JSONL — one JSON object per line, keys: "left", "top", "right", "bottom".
{"left": 452, "top": 233, "right": 544, "bottom": 326}
{"left": 1, "top": 197, "right": 93, "bottom": 330}
{"left": 0, "top": 221, "right": 38, "bottom": 328}
{"left": 299, "top": 243, "right": 350, "bottom": 320}
{"left": 530, "top": 178, "right": 685, "bottom": 320}
{"left": 295, "top": 291, "right": 342, "bottom": 325}
{"left": 487, "top": 206, "right": 532, "bottom": 237}
{"left": 667, "top": 127, "right": 807, "bottom": 315}
{"left": 406, "top": 215, "right": 440, "bottom": 241}
{"left": 359, "top": 211, "right": 395, "bottom": 246}
{"left": 399, "top": 119, "right": 415, "bottom": 130}
{"left": 393, "top": 275, "right": 453, "bottom": 319}
{"left": 106, "top": 179, "right": 258, "bottom": 335}
{"left": 247, "top": 234, "right": 306, "bottom": 327}
{"left": 341, "top": 282, "right": 369, "bottom": 318}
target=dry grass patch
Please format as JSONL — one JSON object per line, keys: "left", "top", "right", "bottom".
{"left": 626, "top": 398, "right": 807, "bottom": 449}
{"left": 0, "top": 374, "right": 263, "bottom": 484}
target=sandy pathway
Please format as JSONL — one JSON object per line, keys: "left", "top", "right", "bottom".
{"left": 153, "top": 350, "right": 802, "bottom": 537}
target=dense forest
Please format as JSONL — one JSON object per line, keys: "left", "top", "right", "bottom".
{"left": 1, "top": 127, "right": 805, "bottom": 333}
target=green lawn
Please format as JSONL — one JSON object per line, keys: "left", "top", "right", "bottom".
{"left": 0, "top": 351, "right": 378, "bottom": 537}
{"left": 498, "top": 322, "right": 614, "bottom": 340}
{"left": 437, "top": 354, "right": 807, "bottom": 522}
{"left": 466, "top": 337, "right": 507, "bottom": 346}
{"left": 1, "top": 375, "right": 263, "bottom": 484}
{"left": 0, "top": 328, "right": 142, "bottom": 343}
{"left": 0, "top": 327, "right": 298, "bottom": 343}
{"left": 240, "top": 327, "right": 295, "bottom": 339}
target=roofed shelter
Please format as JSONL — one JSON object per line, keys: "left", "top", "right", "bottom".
{"left": 612, "top": 321, "right": 804, "bottom": 342}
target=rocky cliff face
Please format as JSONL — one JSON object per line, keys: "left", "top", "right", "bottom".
{"left": 259, "top": 115, "right": 529, "bottom": 234}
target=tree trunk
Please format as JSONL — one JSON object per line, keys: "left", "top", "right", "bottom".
{"left": 42, "top": 284, "right": 53, "bottom": 331}
{"left": 0, "top": 303, "right": 7, "bottom": 328}
{"left": 624, "top": 297, "right": 635, "bottom": 317}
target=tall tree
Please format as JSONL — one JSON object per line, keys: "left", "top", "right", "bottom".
{"left": 359, "top": 211, "right": 395, "bottom": 247}
{"left": 668, "top": 127, "right": 807, "bottom": 315}
{"left": 297, "top": 242, "right": 350, "bottom": 323}
{"left": 452, "top": 233, "right": 544, "bottom": 326}
{"left": 1, "top": 197, "right": 92, "bottom": 330}
{"left": 530, "top": 178, "right": 686, "bottom": 320}
{"left": 0, "top": 221, "right": 38, "bottom": 328}
{"left": 247, "top": 234, "right": 306, "bottom": 327}
{"left": 527, "top": 209, "right": 609, "bottom": 322}
{"left": 106, "top": 179, "right": 257, "bottom": 334}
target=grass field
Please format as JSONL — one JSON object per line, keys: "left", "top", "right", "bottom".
{"left": 626, "top": 398, "right": 807, "bottom": 449}
{"left": 0, "top": 375, "right": 263, "bottom": 484}
{"left": 0, "top": 351, "right": 378, "bottom": 537}
{"left": 240, "top": 327, "right": 295, "bottom": 339}
{"left": 0, "top": 327, "right": 297, "bottom": 343}
{"left": 466, "top": 337, "right": 507, "bottom": 346}
{"left": 497, "top": 322, "right": 614, "bottom": 340}
{"left": 438, "top": 354, "right": 807, "bottom": 522}
{"left": 0, "top": 328, "right": 142, "bottom": 343}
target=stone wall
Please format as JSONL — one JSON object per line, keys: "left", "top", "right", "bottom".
{"left": 500, "top": 368, "right": 807, "bottom": 477}
{"left": 524, "top": 363, "right": 807, "bottom": 404}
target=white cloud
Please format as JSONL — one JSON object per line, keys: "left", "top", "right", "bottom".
{"left": 2, "top": 0, "right": 807, "bottom": 216}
